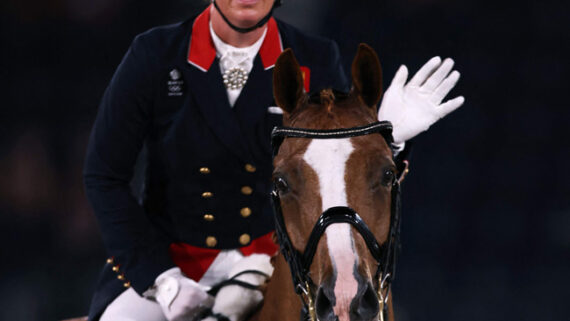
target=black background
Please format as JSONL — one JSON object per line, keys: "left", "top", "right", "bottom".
{"left": 0, "top": 0, "right": 568, "bottom": 320}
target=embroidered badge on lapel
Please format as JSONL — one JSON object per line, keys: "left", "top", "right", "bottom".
{"left": 168, "top": 68, "right": 184, "bottom": 97}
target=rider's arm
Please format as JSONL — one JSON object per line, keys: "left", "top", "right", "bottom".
{"left": 84, "top": 34, "right": 175, "bottom": 294}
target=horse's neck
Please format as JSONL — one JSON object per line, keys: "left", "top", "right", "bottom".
{"left": 248, "top": 254, "right": 302, "bottom": 321}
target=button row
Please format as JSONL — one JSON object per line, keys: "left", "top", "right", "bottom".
{"left": 106, "top": 257, "right": 131, "bottom": 288}
{"left": 201, "top": 186, "right": 253, "bottom": 199}
{"left": 199, "top": 164, "right": 257, "bottom": 175}
{"left": 201, "top": 207, "right": 252, "bottom": 222}
{"left": 204, "top": 233, "right": 251, "bottom": 248}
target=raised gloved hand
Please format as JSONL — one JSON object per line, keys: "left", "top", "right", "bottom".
{"left": 378, "top": 57, "right": 465, "bottom": 144}
{"left": 154, "top": 267, "right": 214, "bottom": 321}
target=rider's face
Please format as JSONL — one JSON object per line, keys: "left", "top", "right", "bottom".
{"left": 214, "top": 0, "right": 274, "bottom": 28}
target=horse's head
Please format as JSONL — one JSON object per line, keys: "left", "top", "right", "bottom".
{"left": 271, "top": 44, "right": 398, "bottom": 321}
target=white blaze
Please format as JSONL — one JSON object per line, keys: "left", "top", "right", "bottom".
{"left": 303, "top": 138, "right": 357, "bottom": 318}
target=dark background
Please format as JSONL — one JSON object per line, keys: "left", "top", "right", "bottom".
{"left": 1, "top": 0, "right": 568, "bottom": 320}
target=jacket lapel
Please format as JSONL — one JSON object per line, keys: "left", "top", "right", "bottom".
{"left": 186, "top": 63, "right": 253, "bottom": 162}
{"left": 231, "top": 17, "right": 283, "bottom": 136}
{"left": 184, "top": 5, "right": 284, "bottom": 162}
{"left": 233, "top": 56, "right": 274, "bottom": 128}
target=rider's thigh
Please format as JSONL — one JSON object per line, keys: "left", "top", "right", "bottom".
{"left": 100, "top": 288, "right": 166, "bottom": 321}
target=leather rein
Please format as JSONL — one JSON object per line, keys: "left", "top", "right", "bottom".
{"left": 270, "top": 121, "right": 405, "bottom": 321}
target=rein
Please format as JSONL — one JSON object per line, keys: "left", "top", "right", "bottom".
{"left": 270, "top": 121, "right": 404, "bottom": 321}
{"left": 201, "top": 270, "right": 272, "bottom": 321}
{"left": 207, "top": 270, "right": 271, "bottom": 296}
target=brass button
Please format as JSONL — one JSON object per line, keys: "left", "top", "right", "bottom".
{"left": 245, "top": 164, "right": 256, "bottom": 173}
{"left": 241, "top": 186, "right": 253, "bottom": 195}
{"left": 239, "top": 233, "right": 251, "bottom": 245}
{"left": 240, "top": 207, "right": 252, "bottom": 218}
{"left": 106, "top": 257, "right": 114, "bottom": 264}
{"left": 203, "top": 214, "right": 214, "bottom": 222}
{"left": 199, "top": 167, "right": 211, "bottom": 174}
{"left": 117, "top": 274, "right": 125, "bottom": 280}
{"left": 112, "top": 265, "right": 120, "bottom": 272}
{"left": 123, "top": 281, "right": 131, "bottom": 288}
{"left": 202, "top": 191, "right": 213, "bottom": 198}
{"left": 206, "top": 236, "right": 217, "bottom": 247}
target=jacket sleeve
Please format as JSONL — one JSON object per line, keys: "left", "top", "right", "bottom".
{"left": 84, "top": 34, "right": 175, "bottom": 294}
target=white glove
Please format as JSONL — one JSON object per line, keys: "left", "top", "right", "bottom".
{"left": 378, "top": 56, "right": 465, "bottom": 144}
{"left": 203, "top": 254, "right": 274, "bottom": 321}
{"left": 154, "top": 267, "right": 214, "bottom": 321}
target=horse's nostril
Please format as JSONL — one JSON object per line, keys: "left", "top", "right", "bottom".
{"left": 350, "top": 282, "right": 380, "bottom": 320}
{"left": 316, "top": 286, "right": 335, "bottom": 321}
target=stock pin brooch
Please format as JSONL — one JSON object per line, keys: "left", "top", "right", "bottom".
{"left": 222, "top": 67, "right": 249, "bottom": 90}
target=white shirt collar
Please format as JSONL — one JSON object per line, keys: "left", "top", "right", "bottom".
{"left": 209, "top": 22, "right": 267, "bottom": 73}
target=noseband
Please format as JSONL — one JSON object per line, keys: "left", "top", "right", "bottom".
{"left": 271, "top": 121, "right": 405, "bottom": 321}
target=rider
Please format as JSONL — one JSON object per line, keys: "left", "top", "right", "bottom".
{"left": 84, "top": 0, "right": 464, "bottom": 320}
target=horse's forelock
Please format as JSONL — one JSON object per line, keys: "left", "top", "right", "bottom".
{"left": 320, "top": 89, "right": 335, "bottom": 113}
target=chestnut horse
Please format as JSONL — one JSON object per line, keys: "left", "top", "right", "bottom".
{"left": 250, "top": 44, "right": 404, "bottom": 321}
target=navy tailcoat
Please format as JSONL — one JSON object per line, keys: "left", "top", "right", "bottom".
{"left": 84, "top": 6, "right": 348, "bottom": 320}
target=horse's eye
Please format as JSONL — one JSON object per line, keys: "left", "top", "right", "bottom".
{"left": 274, "top": 177, "right": 290, "bottom": 194}
{"left": 381, "top": 169, "right": 395, "bottom": 187}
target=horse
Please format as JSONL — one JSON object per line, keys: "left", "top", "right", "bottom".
{"left": 248, "top": 44, "right": 406, "bottom": 321}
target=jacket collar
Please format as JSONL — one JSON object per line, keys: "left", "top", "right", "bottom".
{"left": 187, "top": 5, "right": 283, "bottom": 72}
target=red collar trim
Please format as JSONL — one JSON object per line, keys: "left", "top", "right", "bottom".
{"left": 259, "top": 17, "right": 283, "bottom": 70}
{"left": 187, "top": 5, "right": 283, "bottom": 72}
{"left": 187, "top": 6, "right": 216, "bottom": 72}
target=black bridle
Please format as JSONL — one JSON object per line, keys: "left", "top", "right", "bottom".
{"left": 270, "top": 121, "right": 404, "bottom": 321}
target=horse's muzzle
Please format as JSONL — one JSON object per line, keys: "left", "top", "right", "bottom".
{"left": 315, "top": 280, "right": 380, "bottom": 321}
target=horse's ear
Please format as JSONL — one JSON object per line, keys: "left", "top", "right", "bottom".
{"left": 351, "top": 43, "right": 383, "bottom": 108}
{"left": 273, "top": 48, "right": 304, "bottom": 115}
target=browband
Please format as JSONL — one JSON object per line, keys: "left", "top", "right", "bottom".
{"left": 271, "top": 121, "right": 394, "bottom": 156}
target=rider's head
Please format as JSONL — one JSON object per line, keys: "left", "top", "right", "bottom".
{"left": 212, "top": 0, "right": 281, "bottom": 33}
